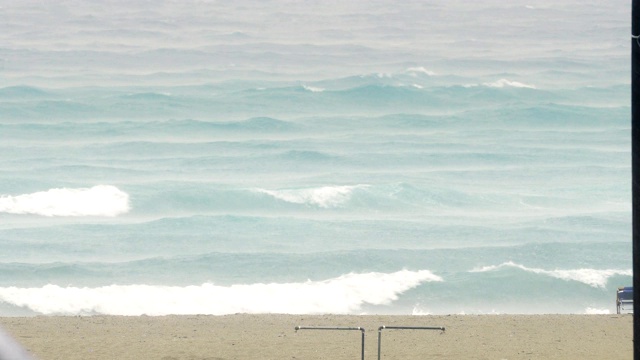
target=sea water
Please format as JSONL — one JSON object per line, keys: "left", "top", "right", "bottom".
{"left": 0, "top": 0, "right": 632, "bottom": 316}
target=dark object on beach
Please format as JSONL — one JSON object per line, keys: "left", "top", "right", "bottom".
{"left": 617, "top": 287, "right": 634, "bottom": 314}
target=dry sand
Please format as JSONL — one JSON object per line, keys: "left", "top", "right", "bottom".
{"left": 0, "top": 314, "right": 632, "bottom": 359}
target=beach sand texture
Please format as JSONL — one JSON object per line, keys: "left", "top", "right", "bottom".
{"left": 0, "top": 314, "right": 632, "bottom": 359}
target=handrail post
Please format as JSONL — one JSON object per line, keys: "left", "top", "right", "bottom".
{"left": 632, "top": 1, "right": 640, "bottom": 357}
{"left": 377, "top": 326, "right": 383, "bottom": 360}
{"left": 295, "top": 326, "right": 365, "bottom": 360}
{"left": 377, "top": 325, "right": 445, "bottom": 360}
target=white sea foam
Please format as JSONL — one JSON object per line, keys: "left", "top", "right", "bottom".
{"left": 470, "top": 261, "right": 631, "bottom": 288}
{"left": 584, "top": 307, "right": 610, "bottom": 315}
{"left": 405, "top": 67, "right": 436, "bottom": 76}
{"left": 411, "top": 305, "right": 432, "bottom": 316}
{"left": 0, "top": 185, "right": 130, "bottom": 217}
{"left": 0, "top": 270, "right": 442, "bottom": 316}
{"left": 483, "top": 79, "right": 536, "bottom": 89}
{"left": 464, "top": 79, "right": 536, "bottom": 89}
{"left": 302, "top": 85, "right": 325, "bottom": 92}
{"left": 253, "top": 185, "right": 368, "bottom": 208}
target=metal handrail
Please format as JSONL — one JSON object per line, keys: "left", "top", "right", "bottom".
{"left": 377, "top": 325, "right": 445, "bottom": 360}
{"left": 295, "top": 326, "right": 365, "bottom": 360}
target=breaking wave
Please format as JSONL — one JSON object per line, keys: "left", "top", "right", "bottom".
{"left": 0, "top": 185, "right": 130, "bottom": 217}
{"left": 483, "top": 79, "right": 536, "bottom": 89}
{"left": 302, "top": 85, "right": 325, "bottom": 92}
{"left": 252, "top": 185, "right": 369, "bottom": 208}
{"left": 464, "top": 79, "right": 537, "bottom": 89}
{"left": 0, "top": 270, "right": 442, "bottom": 316}
{"left": 470, "top": 261, "right": 631, "bottom": 288}
{"left": 405, "top": 67, "right": 436, "bottom": 76}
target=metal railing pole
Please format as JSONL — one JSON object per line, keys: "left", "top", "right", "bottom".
{"left": 633, "top": 2, "right": 640, "bottom": 358}
{"left": 377, "top": 325, "right": 445, "bottom": 360}
{"left": 295, "top": 326, "right": 365, "bottom": 360}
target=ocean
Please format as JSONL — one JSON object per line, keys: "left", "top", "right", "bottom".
{"left": 0, "top": 0, "right": 632, "bottom": 316}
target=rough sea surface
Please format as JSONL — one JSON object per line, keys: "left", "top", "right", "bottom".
{"left": 0, "top": 0, "right": 632, "bottom": 315}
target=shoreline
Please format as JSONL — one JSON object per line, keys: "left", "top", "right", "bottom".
{"left": 0, "top": 314, "right": 632, "bottom": 359}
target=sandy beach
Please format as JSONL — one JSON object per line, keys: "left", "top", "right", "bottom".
{"left": 0, "top": 314, "right": 632, "bottom": 359}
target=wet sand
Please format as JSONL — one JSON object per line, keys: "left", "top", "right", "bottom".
{"left": 0, "top": 314, "right": 632, "bottom": 359}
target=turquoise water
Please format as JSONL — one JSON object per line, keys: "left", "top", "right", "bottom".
{"left": 0, "top": 0, "right": 632, "bottom": 315}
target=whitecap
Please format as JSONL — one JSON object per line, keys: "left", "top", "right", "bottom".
{"left": 405, "top": 67, "right": 436, "bottom": 76}
{"left": 0, "top": 185, "right": 130, "bottom": 217}
{"left": 253, "top": 185, "right": 368, "bottom": 208}
{"left": 302, "top": 85, "right": 325, "bottom": 92}
{"left": 463, "top": 79, "right": 537, "bottom": 89}
{"left": 483, "top": 79, "right": 536, "bottom": 89}
{"left": 0, "top": 269, "right": 443, "bottom": 316}
{"left": 470, "top": 261, "right": 631, "bottom": 288}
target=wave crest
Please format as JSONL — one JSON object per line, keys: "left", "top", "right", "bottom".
{"left": 0, "top": 270, "right": 442, "bottom": 315}
{"left": 464, "top": 79, "right": 536, "bottom": 89}
{"left": 302, "top": 85, "right": 325, "bottom": 92}
{"left": 0, "top": 185, "right": 130, "bottom": 217}
{"left": 470, "top": 261, "right": 631, "bottom": 288}
{"left": 253, "top": 185, "right": 368, "bottom": 208}
{"left": 405, "top": 67, "right": 436, "bottom": 76}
